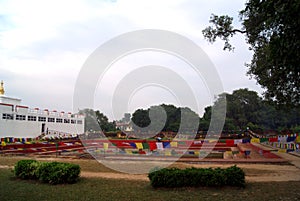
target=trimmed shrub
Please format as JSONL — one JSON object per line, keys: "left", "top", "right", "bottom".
{"left": 14, "top": 160, "right": 40, "bottom": 180}
{"left": 14, "top": 160, "right": 80, "bottom": 185}
{"left": 37, "top": 162, "right": 80, "bottom": 184}
{"left": 224, "top": 165, "right": 245, "bottom": 187}
{"left": 148, "top": 165, "right": 245, "bottom": 188}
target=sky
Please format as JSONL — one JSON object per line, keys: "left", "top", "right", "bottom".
{"left": 0, "top": 0, "right": 263, "bottom": 120}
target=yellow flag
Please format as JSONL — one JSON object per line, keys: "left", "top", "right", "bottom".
{"left": 170, "top": 142, "right": 178, "bottom": 147}
{"left": 251, "top": 138, "right": 260, "bottom": 143}
{"left": 103, "top": 143, "right": 109, "bottom": 150}
{"left": 125, "top": 149, "right": 132, "bottom": 154}
{"left": 135, "top": 142, "right": 143, "bottom": 149}
{"left": 278, "top": 149, "right": 286, "bottom": 153}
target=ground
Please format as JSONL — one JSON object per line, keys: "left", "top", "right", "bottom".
{"left": 2, "top": 150, "right": 300, "bottom": 183}
{"left": 1, "top": 149, "right": 300, "bottom": 201}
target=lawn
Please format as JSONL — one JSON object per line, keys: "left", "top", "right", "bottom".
{"left": 1, "top": 156, "right": 300, "bottom": 201}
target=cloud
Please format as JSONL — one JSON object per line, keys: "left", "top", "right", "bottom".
{"left": 0, "top": 0, "right": 262, "bottom": 120}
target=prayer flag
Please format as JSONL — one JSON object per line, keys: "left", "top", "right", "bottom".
{"left": 250, "top": 138, "right": 260, "bottom": 143}
{"left": 135, "top": 142, "right": 143, "bottom": 149}
{"left": 129, "top": 142, "right": 136, "bottom": 148}
{"left": 103, "top": 143, "right": 109, "bottom": 150}
{"left": 142, "top": 142, "right": 149, "bottom": 149}
{"left": 149, "top": 142, "right": 157, "bottom": 151}
{"left": 163, "top": 142, "right": 170, "bottom": 148}
{"left": 170, "top": 141, "right": 178, "bottom": 147}
{"left": 156, "top": 142, "right": 163, "bottom": 150}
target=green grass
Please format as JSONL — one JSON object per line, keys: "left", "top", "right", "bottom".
{"left": 1, "top": 168, "right": 300, "bottom": 201}
{"left": 1, "top": 156, "right": 300, "bottom": 201}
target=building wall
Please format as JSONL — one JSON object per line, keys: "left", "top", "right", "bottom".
{"left": 0, "top": 104, "right": 84, "bottom": 138}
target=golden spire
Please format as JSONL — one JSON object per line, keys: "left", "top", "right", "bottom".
{"left": 0, "top": 80, "right": 5, "bottom": 95}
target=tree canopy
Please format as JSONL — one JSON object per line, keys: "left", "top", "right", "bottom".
{"left": 202, "top": 0, "right": 300, "bottom": 105}
{"left": 131, "top": 104, "right": 200, "bottom": 133}
{"left": 199, "top": 88, "right": 300, "bottom": 133}
{"left": 78, "top": 109, "right": 116, "bottom": 132}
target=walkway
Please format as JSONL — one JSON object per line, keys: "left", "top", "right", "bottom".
{"left": 254, "top": 142, "right": 300, "bottom": 169}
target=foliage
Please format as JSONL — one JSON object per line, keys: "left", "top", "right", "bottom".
{"left": 131, "top": 104, "right": 200, "bottom": 133}
{"left": 131, "top": 109, "right": 151, "bottom": 129}
{"left": 78, "top": 109, "right": 116, "bottom": 132}
{"left": 14, "top": 160, "right": 80, "bottom": 185}
{"left": 148, "top": 165, "right": 245, "bottom": 188}
{"left": 14, "top": 159, "right": 39, "bottom": 180}
{"left": 202, "top": 0, "right": 300, "bottom": 105}
{"left": 224, "top": 165, "right": 246, "bottom": 187}
{"left": 199, "top": 88, "right": 300, "bottom": 132}
{"left": 37, "top": 162, "right": 80, "bottom": 184}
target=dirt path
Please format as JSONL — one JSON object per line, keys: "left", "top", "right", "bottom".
{"left": 3, "top": 149, "right": 300, "bottom": 183}
{"left": 80, "top": 150, "right": 300, "bottom": 183}
{"left": 79, "top": 162, "right": 300, "bottom": 183}
{"left": 81, "top": 171, "right": 149, "bottom": 181}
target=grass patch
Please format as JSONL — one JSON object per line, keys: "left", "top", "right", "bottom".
{"left": 1, "top": 168, "right": 300, "bottom": 201}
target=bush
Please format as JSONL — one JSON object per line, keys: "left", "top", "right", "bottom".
{"left": 14, "top": 160, "right": 40, "bottom": 180}
{"left": 148, "top": 165, "right": 245, "bottom": 188}
{"left": 224, "top": 165, "right": 245, "bottom": 187}
{"left": 14, "top": 160, "right": 80, "bottom": 185}
{"left": 38, "top": 162, "right": 80, "bottom": 184}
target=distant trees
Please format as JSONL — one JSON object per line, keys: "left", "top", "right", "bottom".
{"left": 131, "top": 104, "right": 200, "bottom": 133}
{"left": 78, "top": 109, "right": 116, "bottom": 132}
{"left": 199, "top": 88, "right": 300, "bottom": 133}
{"left": 131, "top": 109, "right": 150, "bottom": 129}
{"left": 79, "top": 88, "right": 300, "bottom": 134}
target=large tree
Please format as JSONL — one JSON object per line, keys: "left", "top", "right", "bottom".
{"left": 202, "top": 0, "right": 300, "bottom": 105}
{"left": 131, "top": 104, "right": 200, "bottom": 133}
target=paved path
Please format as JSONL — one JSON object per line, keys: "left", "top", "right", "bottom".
{"left": 255, "top": 142, "right": 300, "bottom": 169}
{"left": 275, "top": 152, "right": 300, "bottom": 169}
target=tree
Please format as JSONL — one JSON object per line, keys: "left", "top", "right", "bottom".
{"left": 131, "top": 109, "right": 150, "bottom": 132}
{"left": 131, "top": 104, "right": 200, "bottom": 133}
{"left": 78, "top": 109, "right": 99, "bottom": 132}
{"left": 78, "top": 109, "right": 116, "bottom": 132}
{"left": 202, "top": 0, "right": 300, "bottom": 105}
{"left": 199, "top": 106, "right": 212, "bottom": 131}
{"left": 200, "top": 88, "right": 300, "bottom": 133}
{"left": 95, "top": 110, "right": 117, "bottom": 132}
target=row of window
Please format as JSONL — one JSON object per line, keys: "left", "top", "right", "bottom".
{"left": 2, "top": 113, "right": 83, "bottom": 124}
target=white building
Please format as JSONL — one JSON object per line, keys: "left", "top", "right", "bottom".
{"left": 116, "top": 113, "right": 133, "bottom": 132}
{"left": 0, "top": 81, "right": 84, "bottom": 138}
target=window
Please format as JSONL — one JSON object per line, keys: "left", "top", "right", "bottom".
{"left": 71, "top": 119, "right": 76, "bottom": 124}
{"left": 48, "top": 118, "right": 55, "bottom": 122}
{"left": 28, "top": 116, "right": 37, "bottom": 121}
{"left": 56, "top": 118, "right": 63, "bottom": 123}
{"left": 16, "top": 114, "right": 26, "bottom": 121}
{"left": 2, "top": 113, "right": 13, "bottom": 120}
{"left": 77, "top": 120, "right": 83, "bottom": 124}
{"left": 38, "top": 116, "right": 46, "bottom": 122}
{"left": 64, "top": 119, "right": 70, "bottom": 124}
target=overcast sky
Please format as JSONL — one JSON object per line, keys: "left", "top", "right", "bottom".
{"left": 0, "top": 0, "right": 263, "bottom": 120}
